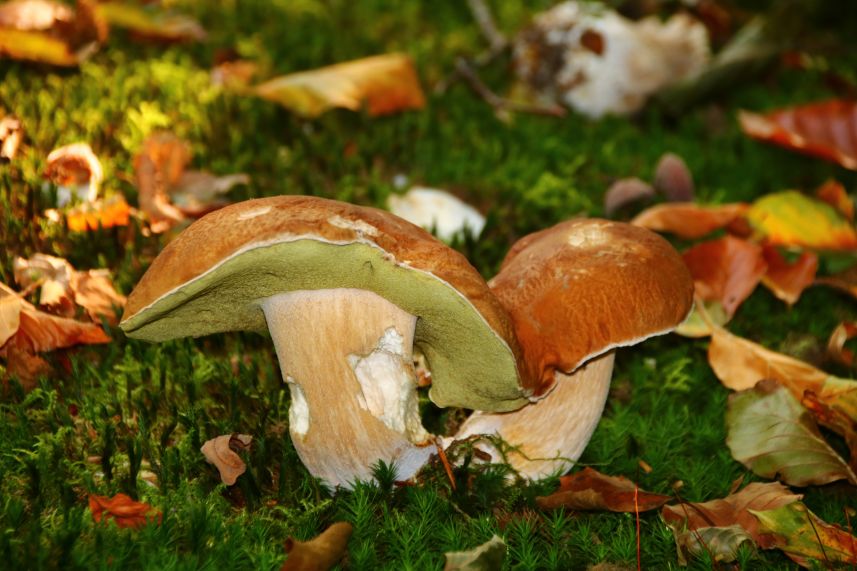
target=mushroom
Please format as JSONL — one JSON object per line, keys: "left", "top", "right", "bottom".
{"left": 119, "top": 195, "right": 529, "bottom": 488}
{"left": 454, "top": 218, "right": 693, "bottom": 478}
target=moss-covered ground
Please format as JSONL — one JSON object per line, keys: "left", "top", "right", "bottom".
{"left": 1, "top": 1, "right": 857, "bottom": 569}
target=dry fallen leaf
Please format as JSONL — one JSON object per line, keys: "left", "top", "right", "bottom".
{"left": 747, "top": 190, "right": 857, "bottom": 250}
{"left": 828, "top": 321, "right": 857, "bottom": 366}
{"left": 88, "top": 493, "right": 161, "bottom": 529}
{"left": 603, "top": 178, "right": 655, "bottom": 217}
{"left": 759, "top": 246, "right": 818, "bottom": 306}
{"left": 653, "top": 152, "right": 694, "bottom": 202}
{"left": 254, "top": 53, "right": 425, "bottom": 119}
{"left": 816, "top": 179, "right": 853, "bottom": 221}
{"left": 674, "top": 298, "right": 730, "bottom": 338}
{"left": 536, "top": 467, "right": 671, "bottom": 512}
{"left": 0, "top": 28, "right": 79, "bottom": 66}
{"left": 752, "top": 502, "right": 857, "bottom": 568}
{"left": 0, "top": 0, "right": 73, "bottom": 31}
{"left": 170, "top": 171, "right": 249, "bottom": 217}
{"left": 444, "top": 535, "right": 506, "bottom": 571}
{"left": 200, "top": 433, "right": 252, "bottom": 486}
{"left": 726, "top": 379, "right": 857, "bottom": 486}
{"left": 281, "top": 521, "right": 353, "bottom": 571}
{"left": 682, "top": 236, "right": 766, "bottom": 319}
{"left": 661, "top": 482, "right": 802, "bottom": 565}
{"left": 95, "top": 2, "right": 205, "bottom": 43}
{"left": 739, "top": 100, "right": 857, "bottom": 171}
{"left": 0, "top": 115, "right": 23, "bottom": 161}
{"left": 815, "top": 264, "right": 857, "bottom": 300}
{"left": 631, "top": 202, "right": 749, "bottom": 240}
{"left": 48, "top": 193, "right": 132, "bottom": 231}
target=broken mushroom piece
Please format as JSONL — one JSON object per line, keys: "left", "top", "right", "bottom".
{"left": 120, "top": 195, "right": 528, "bottom": 489}
{"left": 455, "top": 218, "right": 693, "bottom": 478}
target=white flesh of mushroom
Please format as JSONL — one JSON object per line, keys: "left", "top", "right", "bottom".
{"left": 260, "top": 288, "right": 434, "bottom": 489}
{"left": 453, "top": 351, "right": 615, "bottom": 479}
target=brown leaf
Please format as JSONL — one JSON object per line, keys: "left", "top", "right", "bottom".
{"left": 816, "top": 179, "right": 854, "bottom": 221}
{"left": 133, "top": 133, "right": 189, "bottom": 233}
{"left": 95, "top": 2, "right": 205, "bottom": 43}
{"left": 1, "top": 340, "right": 52, "bottom": 390}
{"left": 170, "top": 171, "right": 249, "bottom": 216}
{"left": 0, "top": 294, "right": 23, "bottom": 347}
{"left": 661, "top": 482, "right": 802, "bottom": 564}
{"left": 0, "top": 0, "right": 73, "bottom": 32}
{"left": 828, "top": 321, "right": 857, "bottom": 367}
{"left": 815, "top": 264, "right": 857, "bottom": 299}
{"left": 631, "top": 202, "right": 749, "bottom": 239}
{"left": 254, "top": 54, "right": 425, "bottom": 119}
{"left": 88, "top": 493, "right": 161, "bottom": 529}
{"left": 603, "top": 178, "right": 655, "bottom": 217}
{"left": 739, "top": 101, "right": 857, "bottom": 171}
{"left": 759, "top": 246, "right": 818, "bottom": 306}
{"left": 71, "top": 269, "right": 126, "bottom": 325}
{"left": 211, "top": 59, "right": 259, "bottom": 88}
{"left": 444, "top": 535, "right": 506, "bottom": 571}
{"left": 535, "top": 467, "right": 671, "bottom": 512}
{"left": 281, "top": 521, "right": 353, "bottom": 571}
{"left": 682, "top": 236, "right": 767, "bottom": 318}
{"left": 801, "top": 391, "right": 857, "bottom": 473}
{"left": 0, "top": 115, "right": 22, "bottom": 161}
{"left": 200, "top": 433, "right": 252, "bottom": 486}
{"left": 653, "top": 153, "right": 694, "bottom": 202}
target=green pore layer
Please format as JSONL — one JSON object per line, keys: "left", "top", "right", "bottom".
{"left": 120, "top": 238, "right": 526, "bottom": 412}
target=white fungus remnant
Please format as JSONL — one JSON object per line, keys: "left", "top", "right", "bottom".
{"left": 286, "top": 376, "right": 310, "bottom": 438}
{"left": 237, "top": 205, "right": 272, "bottom": 220}
{"left": 328, "top": 214, "right": 379, "bottom": 237}
{"left": 566, "top": 222, "right": 611, "bottom": 248}
{"left": 349, "top": 327, "right": 429, "bottom": 443}
{"left": 387, "top": 187, "right": 486, "bottom": 242}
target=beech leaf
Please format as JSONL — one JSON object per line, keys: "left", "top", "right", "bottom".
{"left": 88, "top": 493, "right": 161, "bottom": 529}
{"left": 281, "top": 521, "right": 353, "bottom": 571}
{"left": 674, "top": 299, "right": 729, "bottom": 338}
{"left": 759, "top": 246, "right": 818, "bottom": 306}
{"left": 726, "top": 379, "right": 857, "bottom": 486}
{"left": 746, "top": 190, "right": 857, "bottom": 250}
{"left": 254, "top": 54, "right": 425, "bottom": 119}
{"left": 671, "top": 525, "right": 754, "bottom": 566}
{"left": 536, "top": 467, "right": 671, "bottom": 512}
{"left": 752, "top": 502, "right": 857, "bottom": 568}
{"left": 682, "top": 236, "right": 766, "bottom": 319}
{"left": 828, "top": 321, "right": 857, "bottom": 366}
{"left": 95, "top": 2, "right": 205, "bottom": 42}
{"left": 0, "top": 28, "right": 78, "bottom": 66}
{"left": 46, "top": 194, "right": 131, "bottom": 232}
{"left": 200, "top": 433, "right": 252, "bottom": 485}
{"left": 631, "top": 202, "right": 749, "bottom": 239}
{"left": 739, "top": 100, "right": 857, "bottom": 171}
{"left": 816, "top": 179, "right": 853, "bottom": 221}
{"left": 170, "top": 171, "right": 250, "bottom": 217}
{"left": 444, "top": 535, "right": 506, "bottom": 571}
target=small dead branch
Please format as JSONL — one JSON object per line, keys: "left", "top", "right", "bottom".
{"left": 453, "top": 58, "right": 566, "bottom": 117}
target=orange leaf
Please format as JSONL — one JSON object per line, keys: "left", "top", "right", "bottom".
{"left": 62, "top": 195, "right": 131, "bottom": 231}
{"left": 682, "top": 236, "right": 766, "bottom": 318}
{"left": 200, "top": 433, "right": 252, "bottom": 486}
{"left": 254, "top": 54, "right": 425, "bottom": 118}
{"left": 88, "top": 493, "right": 161, "bottom": 529}
{"left": 759, "top": 246, "right": 818, "bottom": 306}
{"left": 631, "top": 202, "right": 749, "bottom": 240}
{"left": 535, "top": 467, "right": 671, "bottom": 512}
{"left": 739, "top": 101, "right": 857, "bottom": 171}
{"left": 816, "top": 179, "right": 854, "bottom": 221}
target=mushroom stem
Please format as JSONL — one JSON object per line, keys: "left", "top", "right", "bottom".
{"left": 261, "top": 288, "right": 435, "bottom": 489}
{"left": 454, "top": 351, "right": 615, "bottom": 479}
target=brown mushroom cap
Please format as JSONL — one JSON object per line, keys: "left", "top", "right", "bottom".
{"left": 121, "top": 195, "right": 527, "bottom": 412}
{"left": 490, "top": 217, "right": 693, "bottom": 396}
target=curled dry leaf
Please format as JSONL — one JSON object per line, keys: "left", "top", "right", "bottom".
{"left": 200, "top": 433, "right": 252, "bottom": 486}
{"left": 88, "top": 493, "right": 161, "bottom": 529}
{"left": 682, "top": 236, "right": 766, "bottom": 319}
{"left": 752, "top": 502, "right": 857, "bottom": 568}
{"left": 387, "top": 187, "right": 486, "bottom": 242}
{"left": 281, "top": 521, "right": 353, "bottom": 571}
{"left": 631, "top": 202, "right": 749, "bottom": 240}
{"left": 95, "top": 2, "right": 205, "bottom": 43}
{"left": 44, "top": 142, "right": 103, "bottom": 207}
{"left": 536, "top": 467, "right": 671, "bottom": 512}
{"left": 747, "top": 190, "right": 857, "bottom": 250}
{"left": 444, "top": 535, "right": 506, "bottom": 571}
{"left": 0, "top": 115, "right": 23, "bottom": 161}
{"left": 759, "top": 246, "right": 818, "bottom": 306}
{"left": 661, "top": 482, "right": 801, "bottom": 565}
{"left": 653, "top": 153, "right": 694, "bottom": 202}
{"left": 254, "top": 53, "right": 425, "bottom": 119}
{"left": 828, "top": 321, "right": 857, "bottom": 366}
{"left": 739, "top": 100, "right": 857, "bottom": 171}
{"left": 603, "top": 177, "right": 655, "bottom": 217}
{"left": 726, "top": 379, "right": 857, "bottom": 486}
{"left": 816, "top": 179, "right": 853, "bottom": 221}
{"left": 170, "top": 171, "right": 250, "bottom": 217}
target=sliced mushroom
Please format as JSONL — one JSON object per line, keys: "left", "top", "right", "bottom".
{"left": 455, "top": 218, "right": 693, "bottom": 478}
{"left": 120, "top": 195, "right": 528, "bottom": 488}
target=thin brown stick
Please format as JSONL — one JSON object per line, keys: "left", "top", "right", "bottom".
{"left": 466, "top": 0, "right": 507, "bottom": 59}
{"left": 436, "top": 439, "right": 457, "bottom": 491}
{"left": 454, "top": 58, "right": 566, "bottom": 118}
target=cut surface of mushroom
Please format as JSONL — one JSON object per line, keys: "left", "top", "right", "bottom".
{"left": 261, "top": 288, "right": 432, "bottom": 487}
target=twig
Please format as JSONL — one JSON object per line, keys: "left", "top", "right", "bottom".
{"left": 453, "top": 58, "right": 566, "bottom": 118}
{"left": 435, "top": 439, "right": 457, "bottom": 492}
{"left": 634, "top": 480, "right": 641, "bottom": 571}
{"left": 466, "top": 0, "right": 507, "bottom": 63}
{"left": 806, "top": 507, "right": 832, "bottom": 570}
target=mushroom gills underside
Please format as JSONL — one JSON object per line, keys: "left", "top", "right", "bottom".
{"left": 261, "top": 288, "right": 435, "bottom": 489}
{"left": 453, "top": 351, "right": 615, "bottom": 479}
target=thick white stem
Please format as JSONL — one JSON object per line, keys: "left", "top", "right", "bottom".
{"left": 454, "top": 351, "right": 615, "bottom": 479}
{"left": 260, "top": 288, "right": 434, "bottom": 489}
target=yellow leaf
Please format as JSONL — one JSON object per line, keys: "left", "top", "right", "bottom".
{"left": 747, "top": 190, "right": 857, "bottom": 250}
{"left": 95, "top": 2, "right": 204, "bottom": 42}
{"left": 0, "top": 28, "right": 78, "bottom": 66}
{"left": 254, "top": 54, "right": 425, "bottom": 118}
